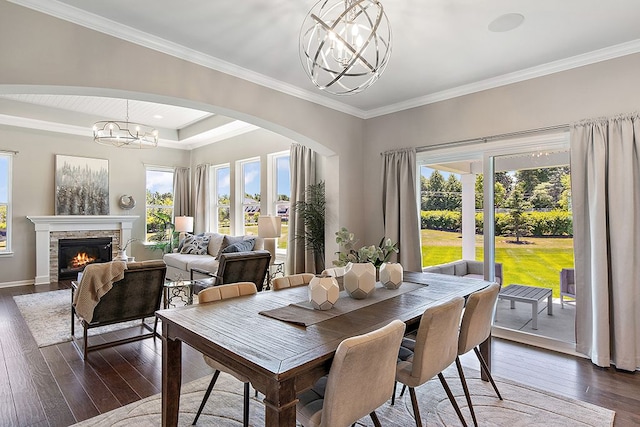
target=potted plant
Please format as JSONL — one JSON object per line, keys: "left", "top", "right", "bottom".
{"left": 293, "top": 181, "right": 326, "bottom": 273}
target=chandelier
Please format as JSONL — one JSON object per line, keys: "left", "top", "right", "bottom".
{"left": 299, "top": 0, "right": 392, "bottom": 95}
{"left": 92, "top": 100, "right": 159, "bottom": 148}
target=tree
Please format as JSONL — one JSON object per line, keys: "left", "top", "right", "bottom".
{"left": 293, "top": 181, "right": 326, "bottom": 273}
{"left": 530, "top": 182, "right": 554, "bottom": 209}
{"left": 558, "top": 174, "right": 572, "bottom": 211}
{"left": 475, "top": 175, "right": 506, "bottom": 209}
{"left": 504, "top": 186, "right": 532, "bottom": 243}
{"left": 424, "top": 170, "right": 446, "bottom": 210}
{"left": 443, "top": 174, "right": 462, "bottom": 211}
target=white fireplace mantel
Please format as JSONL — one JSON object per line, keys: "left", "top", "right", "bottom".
{"left": 27, "top": 215, "right": 139, "bottom": 284}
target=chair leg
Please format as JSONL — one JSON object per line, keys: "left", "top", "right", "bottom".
{"left": 391, "top": 381, "right": 397, "bottom": 405}
{"left": 370, "top": 411, "right": 382, "bottom": 427}
{"left": 192, "top": 370, "right": 220, "bottom": 425}
{"left": 243, "top": 382, "right": 250, "bottom": 427}
{"left": 473, "top": 347, "right": 502, "bottom": 400}
{"left": 455, "top": 356, "right": 477, "bottom": 427}
{"left": 400, "top": 383, "right": 407, "bottom": 397}
{"left": 408, "top": 387, "right": 423, "bottom": 427}
{"left": 438, "top": 373, "right": 468, "bottom": 427}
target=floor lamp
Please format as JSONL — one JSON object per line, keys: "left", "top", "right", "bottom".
{"left": 258, "top": 215, "right": 281, "bottom": 265}
{"left": 174, "top": 216, "right": 194, "bottom": 242}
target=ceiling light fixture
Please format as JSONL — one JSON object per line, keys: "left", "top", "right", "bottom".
{"left": 92, "top": 100, "right": 159, "bottom": 148}
{"left": 299, "top": 0, "right": 392, "bottom": 95}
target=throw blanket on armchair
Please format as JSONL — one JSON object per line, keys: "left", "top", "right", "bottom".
{"left": 73, "top": 261, "right": 128, "bottom": 323}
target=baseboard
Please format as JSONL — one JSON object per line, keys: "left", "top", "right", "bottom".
{"left": 492, "top": 325, "right": 587, "bottom": 359}
{"left": 0, "top": 279, "right": 35, "bottom": 288}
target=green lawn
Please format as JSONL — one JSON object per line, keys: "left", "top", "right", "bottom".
{"left": 421, "top": 229, "right": 574, "bottom": 297}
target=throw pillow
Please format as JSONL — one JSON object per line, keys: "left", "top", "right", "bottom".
{"left": 177, "top": 233, "right": 200, "bottom": 253}
{"left": 221, "top": 238, "right": 255, "bottom": 254}
{"left": 180, "top": 234, "right": 211, "bottom": 255}
{"left": 216, "top": 235, "right": 246, "bottom": 258}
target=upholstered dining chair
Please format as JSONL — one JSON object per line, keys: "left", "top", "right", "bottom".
{"left": 192, "top": 282, "right": 258, "bottom": 426}
{"left": 296, "top": 319, "right": 406, "bottom": 427}
{"left": 393, "top": 297, "right": 467, "bottom": 427}
{"left": 272, "top": 273, "right": 315, "bottom": 290}
{"left": 454, "top": 283, "right": 502, "bottom": 427}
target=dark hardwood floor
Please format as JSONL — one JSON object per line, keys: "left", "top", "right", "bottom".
{"left": 1, "top": 282, "right": 639, "bottom": 426}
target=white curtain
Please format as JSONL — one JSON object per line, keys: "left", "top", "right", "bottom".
{"left": 571, "top": 113, "right": 640, "bottom": 370}
{"left": 287, "top": 143, "right": 317, "bottom": 274}
{"left": 381, "top": 148, "right": 422, "bottom": 272}
{"left": 173, "top": 167, "right": 191, "bottom": 217}
{"left": 193, "top": 164, "right": 210, "bottom": 235}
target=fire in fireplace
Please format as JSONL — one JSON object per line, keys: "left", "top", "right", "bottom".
{"left": 58, "top": 237, "right": 112, "bottom": 280}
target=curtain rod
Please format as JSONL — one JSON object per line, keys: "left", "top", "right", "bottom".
{"left": 416, "top": 123, "right": 569, "bottom": 153}
{"left": 1, "top": 149, "right": 18, "bottom": 155}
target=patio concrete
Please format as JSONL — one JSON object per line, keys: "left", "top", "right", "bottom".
{"left": 494, "top": 297, "right": 575, "bottom": 344}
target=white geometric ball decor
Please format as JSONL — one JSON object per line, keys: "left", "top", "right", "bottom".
{"left": 343, "top": 262, "right": 376, "bottom": 299}
{"left": 380, "top": 262, "right": 403, "bottom": 289}
{"left": 308, "top": 275, "right": 340, "bottom": 310}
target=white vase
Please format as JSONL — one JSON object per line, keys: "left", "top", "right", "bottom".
{"left": 308, "top": 275, "right": 340, "bottom": 310}
{"left": 380, "top": 262, "right": 403, "bottom": 289}
{"left": 114, "top": 250, "right": 128, "bottom": 262}
{"left": 343, "top": 262, "right": 376, "bottom": 299}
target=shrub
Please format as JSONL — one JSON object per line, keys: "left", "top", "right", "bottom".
{"left": 420, "top": 210, "right": 461, "bottom": 231}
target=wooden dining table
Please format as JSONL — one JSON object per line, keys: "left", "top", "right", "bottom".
{"left": 156, "top": 271, "right": 495, "bottom": 427}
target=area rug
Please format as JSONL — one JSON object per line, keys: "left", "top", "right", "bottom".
{"left": 71, "top": 366, "right": 614, "bottom": 427}
{"left": 13, "top": 289, "right": 156, "bottom": 348}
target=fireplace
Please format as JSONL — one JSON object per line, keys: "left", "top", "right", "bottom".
{"left": 58, "top": 237, "right": 112, "bottom": 280}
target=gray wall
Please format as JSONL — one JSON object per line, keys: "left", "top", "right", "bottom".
{"left": 0, "top": 124, "right": 190, "bottom": 285}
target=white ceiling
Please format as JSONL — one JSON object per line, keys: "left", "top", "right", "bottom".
{"left": 3, "top": 0, "right": 640, "bottom": 148}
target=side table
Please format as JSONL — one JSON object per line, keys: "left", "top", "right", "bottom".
{"left": 264, "top": 260, "right": 285, "bottom": 291}
{"left": 163, "top": 280, "right": 196, "bottom": 309}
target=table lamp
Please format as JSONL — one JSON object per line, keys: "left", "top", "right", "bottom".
{"left": 258, "top": 215, "right": 281, "bottom": 265}
{"left": 174, "top": 216, "right": 194, "bottom": 241}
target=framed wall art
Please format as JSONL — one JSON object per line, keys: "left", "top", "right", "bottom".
{"left": 55, "top": 155, "right": 109, "bottom": 215}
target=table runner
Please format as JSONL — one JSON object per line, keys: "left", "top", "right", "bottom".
{"left": 259, "top": 281, "right": 423, "bottom": 326}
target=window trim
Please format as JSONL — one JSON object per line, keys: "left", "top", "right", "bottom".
{"left": 236, "top": 157, "right": 261, "bottom": 235}
{"left": 268, "top": 151, "right": 290, "bottom": 254}
{"left": 210, "top": 163, "right": 231, "bottom": 234}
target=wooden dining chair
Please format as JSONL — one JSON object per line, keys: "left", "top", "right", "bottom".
{"left": 296, "top": 319, "right": 406, "bottom": 427}
{"left": 272, "top": 273, "right": 315, "bottom": 290}
{"left": 454, "top": 283, "right": 502, "bottom": 427}
{"left": 192, "top": 282, "right": 257, "bottom": 426}
{"left": 393, "top": 297, "right": 467, "bottom": 427}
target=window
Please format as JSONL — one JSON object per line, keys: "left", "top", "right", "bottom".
{"left": 271, "top": 152, "right": 290, "bottom": 251}
{"left": 0, "top": 153, "right": 11, "bottom": 253}
{"left": 238, "top": 158, "right": 261, "bottom": 235}
{"left": 145, "top": 167, "right": 174, "bottom": 242}
{"left": 212, "top": 164, "right": 231, "bottom": 234}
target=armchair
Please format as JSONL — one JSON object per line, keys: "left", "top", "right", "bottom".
{"left": 71, "top": 260, "right": 166, "bottom": 359}
{"left": 560, "top": 268, "right": 575, "bottom": 308}
{"left": 191, "top": 250, "right": 271, "bottom": 293}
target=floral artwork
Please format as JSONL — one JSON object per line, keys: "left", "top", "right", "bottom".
{"left": 55, "top": 155, "right": 109, "bottom": 215}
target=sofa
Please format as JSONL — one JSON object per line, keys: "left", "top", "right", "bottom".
{"left": 163, "top": 232, "right": 264, "bottom": 281}
{"left": 422, "top": 259, "right": 503, "bottom": 284}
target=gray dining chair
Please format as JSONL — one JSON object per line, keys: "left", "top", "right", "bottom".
{"left": 454, "top": 283, "right": 502, "bottom": 427}
{"left": 192, "top": 282, "right": 257, "bottom": 426}
{"left": 296, "top": 319, "right": 406, "bottom": 427}
{"left": 393, "top": 297, "right": 467, "bottom": 427}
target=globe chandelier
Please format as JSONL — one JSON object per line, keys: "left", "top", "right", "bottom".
{"left": 92, "top": 99, "right": 159, "bottom": 149}
{"left": 299, "top": 0, "right": 392, "bottom": 95}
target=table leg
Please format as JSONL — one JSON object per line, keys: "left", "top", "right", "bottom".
{"left": 532, "top": 301, "right": 538, "bottom": 330}
{"left": 263, "top": 378, "right": 298, "bottom": 427}
{"left": 547, "top": 294, "right": 553, "bottom": 315}
{"left": 162, "top": 330, "right": 182, "bottom": 427}
{"left": 479, "top": 335, "right": 491, "bottom": 382}
{"left": 510, "top": 300, "right": 515, "bottom": 309}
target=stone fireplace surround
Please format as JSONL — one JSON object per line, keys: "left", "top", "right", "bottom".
{"left": 27, "top": 215, "right": 138, "bottom": 284}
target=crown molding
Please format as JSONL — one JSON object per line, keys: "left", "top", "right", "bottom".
{"left": 9, "top": 0, "right": 640, "bottom": 121}
{"left": 8, "top": 0, "right": 367, "bottom": 119}
{"left": 364, "top": 39, "right": 640, "bottom": 119}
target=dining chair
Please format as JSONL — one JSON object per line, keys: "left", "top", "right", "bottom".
{"left": 192, "top": 281, "right": 258, "bottom": 426}
{"left": 296, "top": 319, "right": 406, "bottom": 427}
{"left": 454, "top": 283, "right": 502, "bottom": 427}
{"left": 272, "top": 273, "right": 315, "bottom": 290}
{"left": 393, "top": 297, "right": 467, "bottom": 427}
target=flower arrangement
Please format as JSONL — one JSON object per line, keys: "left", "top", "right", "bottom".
{"left": 333, "top": 227, "right": 399, "bottom": 267}
{"left": 117, "top": 238, "right": 137, "bottom": 252}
